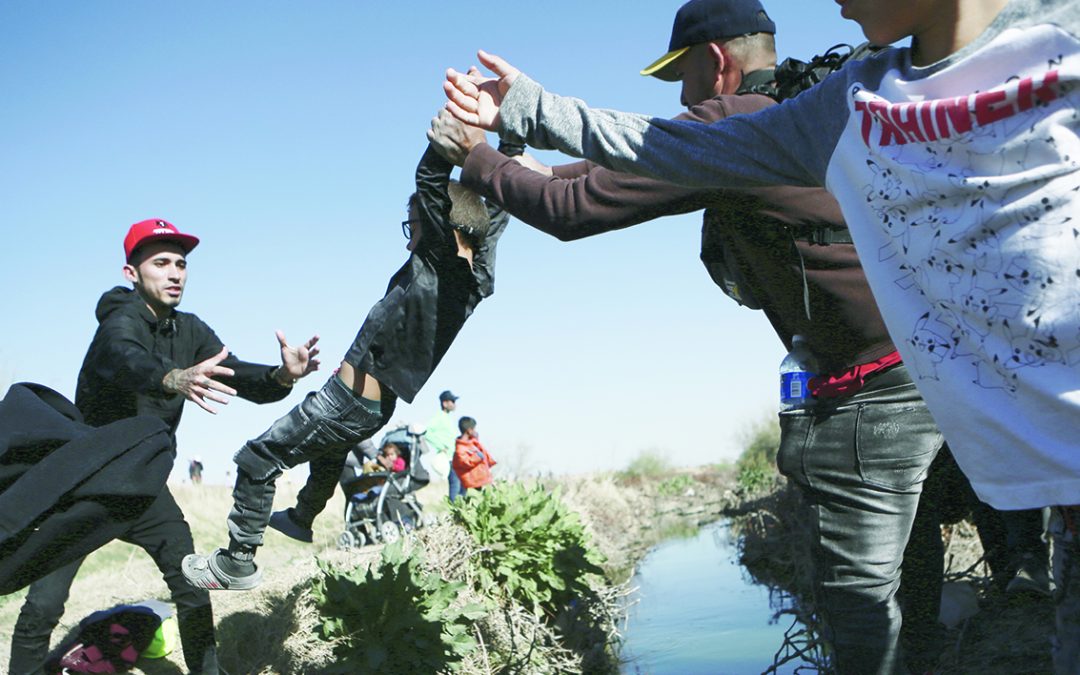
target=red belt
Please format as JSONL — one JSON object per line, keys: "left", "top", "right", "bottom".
{"left": 808, "top": 350, "right": 903, "bottom": 399}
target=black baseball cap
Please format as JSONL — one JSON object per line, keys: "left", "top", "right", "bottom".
{"left": 640, "top": 0, "right": 776, "bottom": 81}
{"left": 439, "top": 390, "right": 459, "bottom": 402}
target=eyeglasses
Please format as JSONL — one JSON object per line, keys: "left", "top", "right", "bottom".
{"left": 401, "top": 219, "right": 419, "bottom": 240}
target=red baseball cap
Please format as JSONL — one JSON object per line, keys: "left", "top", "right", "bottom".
{"left": 123, "top": 219, "right": 200, "bottom": 261}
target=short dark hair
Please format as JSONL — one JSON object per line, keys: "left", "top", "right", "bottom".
{"left": 447, "top": 180, "right": 490, "bottom": 237}
{"left": 406, "top": 183, "right": 490, "bottom": 244}
{"left": 458, "top": 416, "right": 477, "bottom": 434}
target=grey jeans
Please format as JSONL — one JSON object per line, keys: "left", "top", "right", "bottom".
{"left": 1051, "top": 507, "right": 1080, "bottom": 674}
{"left": 776, "top": 364, "right": 943, "bottom": 675}
{"left": 229, "top": 375, "right": 386, "bottom": 549}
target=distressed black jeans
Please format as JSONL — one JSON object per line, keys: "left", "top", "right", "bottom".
{"left": 776, "top": 364, "right": 943, "bottom": 675}
{"left": 228, "top": 375, "right": 390, "bottom": 549}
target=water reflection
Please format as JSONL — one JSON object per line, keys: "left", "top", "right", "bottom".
{"left": 620, "top": 521, "right": 800, "bottom": 675}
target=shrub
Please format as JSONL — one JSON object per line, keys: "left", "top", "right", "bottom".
{"left": 616, "top": 449, "right": 671, "bottom": 482}
{"left": 311, "top": 542, "right": 486, "bottom": 673}
{"left": 656, "top": 474, "right": 697, "bottom": 497}
{"left": 450, "top": 482, "right": 606, "bottom": 616}
{"left": 735, "top": 415, "right": 781, "bottom": 493}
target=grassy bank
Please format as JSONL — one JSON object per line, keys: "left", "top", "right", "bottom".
{"left": 3, "top": 457, "right": 1042, "bottom": 674}
{"left": 0, "top": 466, "right": 742, "bottom": 674}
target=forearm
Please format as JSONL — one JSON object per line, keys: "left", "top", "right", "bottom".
{"left": 218, "top": 355, "right": 291, "bottom": 403}
{"left": 499, "top": 74, "right": 824, "bottom": 190}
{"left": 551, "top": 160, "right": 591, "bottom": 179}
{"left": 462, "top": 142, "right": 707, "bottom": 241}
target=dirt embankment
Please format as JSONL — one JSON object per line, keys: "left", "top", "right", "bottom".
{"left": 552, "top": 466, "right": 744, "bottom": 579}
{"left": 1, "top": 469, "right": 1051, "bottom": 674}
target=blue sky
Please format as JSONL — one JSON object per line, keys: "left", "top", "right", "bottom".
{"left": 0, "top": 2, "right": 871, "bottom": 484}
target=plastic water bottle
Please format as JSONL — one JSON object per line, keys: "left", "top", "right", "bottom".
{"left": 780, "top": 335, "right": 819, "bottom": 411}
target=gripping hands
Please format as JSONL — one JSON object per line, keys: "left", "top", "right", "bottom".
{"left": 442, "top": 50, "right": 521, "bottom": 132}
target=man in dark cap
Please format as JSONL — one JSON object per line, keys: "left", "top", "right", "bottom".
{"left": 427, "top": 0, "right": 978, "bottom": 671}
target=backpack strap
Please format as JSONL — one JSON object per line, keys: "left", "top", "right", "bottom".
{"left": 735, "top": 68, "right": 779, "bottom": 99}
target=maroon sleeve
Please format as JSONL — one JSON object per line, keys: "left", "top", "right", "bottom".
{"left": 550, "top": 160, "right": 591, "bottom": 179}
{"left": 459, "top": 98, "right": 753, "bottom": 241}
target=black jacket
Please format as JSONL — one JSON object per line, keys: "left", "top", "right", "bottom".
{"left": 76, "top": 287, "right": 292, "bottom": 439}
{"left": 0, "top": 383, "right": 173, "bottom": 593}
{"left": 343, "top": 143, "right": 518, "bottom": 403}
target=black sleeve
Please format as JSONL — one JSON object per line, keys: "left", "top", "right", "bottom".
{"left": 413, "top": 144, "right": 455, "bottom": 256}
{"left": 191, "top": 316, "right": 291, "bottom": 404}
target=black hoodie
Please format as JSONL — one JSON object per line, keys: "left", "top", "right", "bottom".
{"left": 75, "top": 286, "right": 291, "bottom": 440}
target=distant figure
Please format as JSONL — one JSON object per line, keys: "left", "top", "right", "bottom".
{"left": 426, "top": 390, "right": 460, "bottom": 499}
{"left": 452, "top": 416, "right": 495, "bottom": 499}
{"left": 189, "top": 457, "right": 204, "bottom": 485}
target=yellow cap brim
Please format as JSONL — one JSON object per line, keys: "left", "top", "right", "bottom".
{"left": 639, "top": 46, "right": 689, "bottom": 81}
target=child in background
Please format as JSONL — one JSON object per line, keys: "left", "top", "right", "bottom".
{"left": 367, "top": 442, "right": 406, "bottom": 474}
{"left": 451, "top": 416, "right": 495, "bottom": 499}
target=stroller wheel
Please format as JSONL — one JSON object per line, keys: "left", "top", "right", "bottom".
{"left": 378, "top": 520, "right": 401, "bottom": 545}
{"left": 337, "top": 530, "right": 360, "bottom": 551}
{"left": 421, "top": 512, "right": 437, "bottom": 529}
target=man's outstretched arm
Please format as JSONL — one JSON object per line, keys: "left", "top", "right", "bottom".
{"left": 444, "top": 50, "right": 834, "bottom": 191}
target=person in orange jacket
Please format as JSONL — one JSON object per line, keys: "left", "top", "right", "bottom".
{"left": 451, "top": 416, "right": 495, "bottom": 499}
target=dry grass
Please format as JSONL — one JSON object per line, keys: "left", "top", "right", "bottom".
{"left": 0, "top": 472, "right": 642, "bottom": 674}
{"left": 554, "top": 467, "right": 742, "bottom": 581}
{"left": 0, "top": 479, "right": 394, "bottom": 674}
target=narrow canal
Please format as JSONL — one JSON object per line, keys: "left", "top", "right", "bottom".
{"left": 619, "top": 521, "right": 803, "bottom": 674}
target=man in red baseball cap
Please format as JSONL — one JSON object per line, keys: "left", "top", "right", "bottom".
{"left": 123, "top": 218, "right": 201, "bottom": 262}
{"left": 9, "top": 218, "right": 320, "bottom": 675}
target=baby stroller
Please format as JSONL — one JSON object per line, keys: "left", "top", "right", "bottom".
{"left": 337, "top": 423, "right": 431, "bottom": 549}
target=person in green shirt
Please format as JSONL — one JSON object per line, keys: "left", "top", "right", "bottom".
{"left": 425, "top": 390, "right": 461, "bottom": 500}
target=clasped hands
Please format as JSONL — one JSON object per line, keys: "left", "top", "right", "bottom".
{"left": 428, "top": 51, "right": 549, "bottom": 175}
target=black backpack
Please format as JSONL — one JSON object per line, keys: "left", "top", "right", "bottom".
{"left": 705, "top": 42, "right": 881, "bottom": 313}
{"left": 773, "top": 42, "right": 882, "bottom": 102}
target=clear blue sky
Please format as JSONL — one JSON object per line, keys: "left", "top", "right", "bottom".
{"left": 0, "top": 1, "right": 871, "bottom": 484}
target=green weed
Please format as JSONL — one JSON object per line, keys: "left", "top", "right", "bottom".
{"left": 656, "top": 474, "right": 697, "bottom": 497}
{"left": 311, "top": 541, "right": 486, "bottom": 673}
{"left": 735, "top": 415, "right": 781, "bottom": 493}
{"left": 450, "top": 482, "right": 606, "bottom": 616}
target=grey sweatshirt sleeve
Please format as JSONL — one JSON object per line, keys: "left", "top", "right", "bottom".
{"left": 498, "top": 73, "right": 846, "bottom": 191}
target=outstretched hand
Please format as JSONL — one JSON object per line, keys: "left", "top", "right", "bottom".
{"left": 443, "top": 50, "right": 520, "bottom": 132}
{"left": 276, "top": 330, "right": 321, "bottom": 385}
{"left": 162, "top": 346, "right": 237, "bottom": 414}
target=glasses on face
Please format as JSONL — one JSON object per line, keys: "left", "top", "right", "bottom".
{"left": 401, "top": 219, "right": 419, "bottom": 240}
